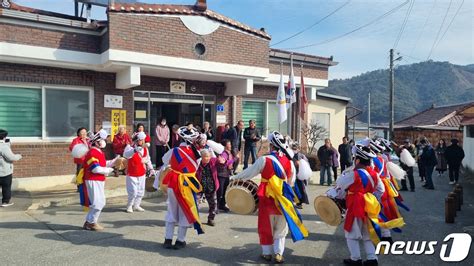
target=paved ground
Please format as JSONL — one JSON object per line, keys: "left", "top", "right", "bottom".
{"left": 1, "top": 169, "right": 473, "bottom": 265}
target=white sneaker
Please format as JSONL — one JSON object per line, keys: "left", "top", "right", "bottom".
{"left": 449, "top": 181, "right": 455, "bottom": 185}
{"left": 126, "top": 206, "right": 133, "bottom": 213}
{"left": 1, "top": 202, "right": 14, "bottom": 207}
{"left": 134, "top": 206, "right": 145, "bottom": 212}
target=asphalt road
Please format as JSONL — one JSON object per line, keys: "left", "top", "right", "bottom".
{"left": 1, "top": 170, "right": 473, "bottom": 265}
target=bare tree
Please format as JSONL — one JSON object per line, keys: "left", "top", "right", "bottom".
{"left": 301, "top": 122, "right": 327, "bottom": 155}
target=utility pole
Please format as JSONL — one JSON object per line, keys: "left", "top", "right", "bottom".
{"left": 389, "top": 49, "right": 394, "bottom": 140}
{"left": 368, "top": 92, "right": 371, "bottom": 137}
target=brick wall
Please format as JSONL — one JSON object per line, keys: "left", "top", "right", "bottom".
{"left": 10, "top": 143, "right": 75, "bottom": 178}
{"left": 0, "top": 23, "right": 103, "bottom": 54}
{"left": 269, "top": 61, "right": 328, "bottom": 80}
{"left": 108, "top": 13, "right": 269, "bottom": 68}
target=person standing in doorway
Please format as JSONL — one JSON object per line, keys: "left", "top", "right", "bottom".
{"left": 435, "top": 139, "right": 447, "bottom": 176}
{"left": 317, "top": 138, "right": 334, "bottom": 186}
{"left": 227, "top": 120, "right": 244, "bottom": 174}
{"left": 444, "top": 139, "right": 465, "bottom": 185}
{"left": 0, "top": 129, "right": 22, "bottom": 207}
{"left": 155, "top": 118, "right": 170, "bottom": 168}
{"left": 420, "top": 137, "right": 437, "bottom": 190}
{"left": 201, "top": 121, "right": 215, "bottom": 141}
{"left": 338, "top": 137, "right": 353, "bottom": 172}
{"left": 243, "top": 120, "right": 261, "bottom": 169}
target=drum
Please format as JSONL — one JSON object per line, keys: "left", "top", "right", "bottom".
{"left": 314, "top": 195, "right": 346, "bottom": 226}
{"left": 145, "top": 169, "right": 157, "bottom": 193}
{"left": 225, "top": 180, "right": 259, "bottom": 215}
{"left": 114, "top": 157, "right": 127, "bottom": 171}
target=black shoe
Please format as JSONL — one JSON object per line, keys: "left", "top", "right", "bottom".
{"left": 173, "top": 240, "right": 186, "bottom": 250}
{"left": 295, "top": 204, "right": 303, "bottom": 209}
{"left": 410, "top": 189, "right": 415, "bottom": 192}
{"left": 163, "top": 239, "right": 173, "bottom": 249}
{"left": 343, "top": 259, "right": 363, "bottom": 265}
{"left": 422, "top": 184, "right": 428, "bottom": 188}
{"left": 399, "top": 188, "right": 408, "bottom": 191}
{"left": 363, "top": 259, "right": 378, "bottom": 266}
{"left": 380, "top": 237, "right": 393, "bottom": 244}
{"left": 207, "top": 219, "right": 215, "bottom": 226}
{"left": 425, "top": 186, "right": 435, "bottom": 190}
{"left": 219, "top": 206, "right": 230, "bottom": 213}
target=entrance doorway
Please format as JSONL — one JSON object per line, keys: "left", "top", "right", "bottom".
{"left": 133, "top": 91, "right": 215, "bottom": 135}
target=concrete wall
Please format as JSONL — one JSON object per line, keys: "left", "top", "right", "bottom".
{"left": 463, "top": 126, "right": 474, "bottom": 170}
{"left": 307, "top": 98, "right": 347, "bottom": 154}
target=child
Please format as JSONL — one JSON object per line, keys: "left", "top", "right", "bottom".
{"left": 196, "top": 149, "right": 219, "bottom": 226}
{"left": 123, "top": 132, "right": 156, "bottom": 213}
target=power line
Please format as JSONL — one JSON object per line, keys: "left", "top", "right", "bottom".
{"left": 283, "top": 0, "right": 410, "bottom": 50}
{"left": 271, "top": 0, "right": 352, "bottom": 47}
{"left": 426, "top": 0, "right": 453, "bottom": 60}
{"left": 393, "top": 0, "right": 415, "bottom": 49}
{"left": 407, "top": 0, "right": 437, "bottom": 59}
{"left": 434, "top": 0, "right": 465, "bottom": 51}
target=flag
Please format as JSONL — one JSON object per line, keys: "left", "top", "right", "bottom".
{"left": 276, "top": 69, "right": 287, "bottom": 124}
{"left": 286, "top": 56, "right": 297, "bottom": 109}
{"left": 300, "top": 69, "right": 308, "bottom": 119}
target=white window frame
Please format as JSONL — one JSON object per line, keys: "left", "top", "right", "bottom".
{"left": 0, "top": 82, "right": 94, "bottom": 143}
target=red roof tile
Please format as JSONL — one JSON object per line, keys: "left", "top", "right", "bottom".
{"left": 107, "top": 3, "right": 271, "bottom": 40}
{"left": 396, "top": 102, "right": 474, "bottom": 128}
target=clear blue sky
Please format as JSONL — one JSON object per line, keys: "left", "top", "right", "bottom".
{"left": 15, "top": 0, "right": 474, "bottom": 79}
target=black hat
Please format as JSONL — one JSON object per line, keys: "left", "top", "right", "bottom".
{"left": 451, "top": 138, "right": 459, "bottom": 144}
{"left": 0, "top": 129, "right": 8, "bottom": 139}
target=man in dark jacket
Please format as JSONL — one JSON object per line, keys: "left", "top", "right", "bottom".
{"left": 226, "top": 120, "right": 244, "bottom": 173}
{"left": 420, "top": 137, "right": 438, "bottom": 190}
{"left": 338, "top": 137, "right": 353, "bottom": 172}
{"left": 243, "top": 120, "right": 261, "bottom": 169}
{"left": 444, "top": 139, "right": 465, "bottom": 184}
{"left": 317, "top": 138, "right": 334, "bottom": 186}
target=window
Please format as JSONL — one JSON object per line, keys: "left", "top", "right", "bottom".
{"left": 267, "top": 101, "right": 288, "bottom": 135}
{"left": 0, "top": 85, "right": 91, "bottom": 139}
{"left": 467, "top": 125, "right": 474, "bottom": 138}
{"left": 242, "top": 101, "right": 265, "bottom": 133}
{"left": 45, "top": 89, "right": 90, "bottom": 137}
{"left": 0, "top": 87, "right": 42, "bottom": 137}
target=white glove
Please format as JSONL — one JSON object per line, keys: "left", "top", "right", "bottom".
{"left": 135, "top": 146, "right": 143, "bottom": 153}
{"left": 104, "top": 167, "right": 115, "bottom": 176}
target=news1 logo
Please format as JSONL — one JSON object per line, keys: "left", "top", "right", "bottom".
{"left": 376, "top": 233, "right": 472, "bottom": 262}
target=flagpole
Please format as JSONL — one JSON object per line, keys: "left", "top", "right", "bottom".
{"left": 298, "top": 63, "right": 303, "bottom": 143}
{"left": 279, "top": 61, "right": 283, "bottom": 133}
{"left": 287, "top": 54, "right": 293, "bottom": 138}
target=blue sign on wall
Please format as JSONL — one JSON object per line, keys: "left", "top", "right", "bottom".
{"left": 216, "top": 105, "right": 224, "bottom": 112}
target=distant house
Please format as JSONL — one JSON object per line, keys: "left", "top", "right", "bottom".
{"left": 460, "top": 105, "right": 474, "bottom": 170}
{"left": 394, "top": 102, "right": 474, "bottom": 145}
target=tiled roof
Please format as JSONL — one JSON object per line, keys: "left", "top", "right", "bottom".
{"left": 396, "top": 102, "right": 474, "bottom": 128}
{"left": 108, "top": 3, "right": 271, "bottom": 40}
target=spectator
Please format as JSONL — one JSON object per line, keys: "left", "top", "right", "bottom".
{"left": 222, "top": 124, "right": 231, "bottom": 139}
{"left": 227, "top": 120, "right": 244, "bottom": 174}
{"left": 155, "top": 118, "right": 170, "bottom": 168}
{"left": 338, "top": 137, "right": 353, "bottom": 172}
{"left": 243, "top": 120, "right": 261, "bottom": 169}
{"left": 201, "top": 121, "right": 215, "bottom": 140}
{"left": 0, "top": 129, "right": 22, "bottom": 207}
{"left": 444, "top": 139, "right": 465, "bottom": 185}
{"left": 317, "top": 138, "right": 335, "bottom": 186}
{"left": 435, "top": 139, "right": 447, "bottom": 176}
{"left": 419, "top": 137, "right": 437, "bottom": 190}
{"left": 135, "top": 123, "right": 151, "bottom": 147}
{"left": 291, "top": 142, "right": 309, "bottom": 209}
{"left": 170, "top": 124, "right": 182, "bottom": 148}
{"left": 69, "top": 127, "right": 89, "bottom": 177}
{"left": 216, "top": 139, "right": 234, "bottom": 212}
{"left": 112, "top": 125, "right": 132, "bottom": 177}
{"left": 196, "top": 149, "right": 219, "bottom": 226}
{"left": 414, "top": 139, "right": 425, "bottom": 182}
{"left": 331, "top": 144, "right": 340, "bottom": 180}
{"left": 398, "top": 139, "right": 417, "bottom": 192}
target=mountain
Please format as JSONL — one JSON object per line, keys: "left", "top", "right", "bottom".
{"left": 325, "top": 60, "right": 474, "bottom": 124}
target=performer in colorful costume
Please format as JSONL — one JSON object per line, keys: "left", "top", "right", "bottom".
{"left": 123, "top": 131, "right": 156, "bottom": 213}
{"left": 231, "top": 131, "right": 308, "bottom": 264}
{"left": 72, "top": 129, "right": 117, "bottom": 231}
{"left": 160, "top": 126, "right": 205, "bottom": 250}
{"left": 336, "top": 144, "right": 403, "bottom": 266}
{"left": 368, "top": 139, "right": 405, "bottom": 243}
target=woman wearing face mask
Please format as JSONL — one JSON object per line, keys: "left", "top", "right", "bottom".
{"left": 69, "top": 127, "right": 90, "bottom": 179}
{"left": 155, "top": 118, "right": 170, "bottom": 168}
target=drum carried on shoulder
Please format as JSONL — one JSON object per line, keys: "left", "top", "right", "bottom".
{"left": 225, "top": 180, "right": 259, "bottom": 215}
{"left": 314, "top": 187, "right": 347, "bottom": 226}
